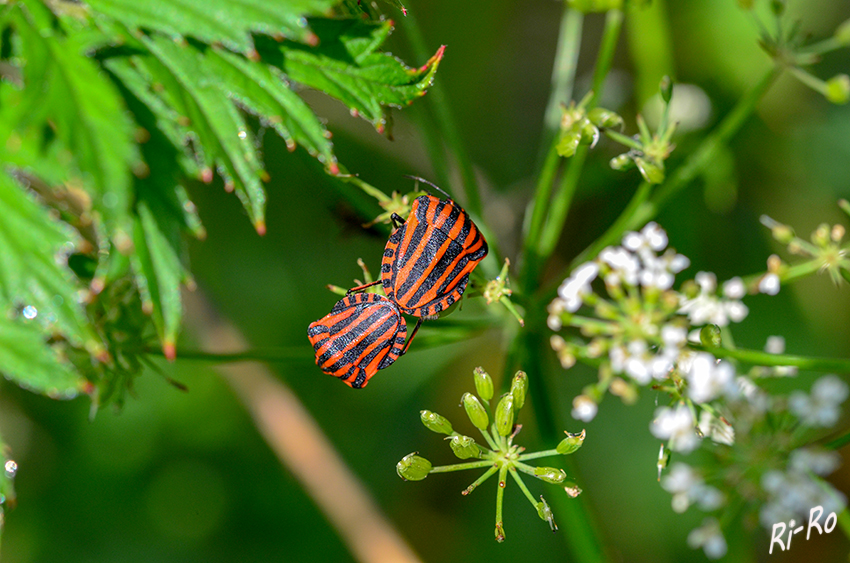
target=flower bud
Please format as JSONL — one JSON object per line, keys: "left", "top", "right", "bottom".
{"left": 462, "top": 392, "right": 489, "bottom": 431}
{"left": 396, "top": 453, "right": 431, "bottom": 481}
{"left": 660, "top": 75, "right": 674, "bottom": 104}
{"left": 836, "top": 19, "right": 850, "bottom": 47}
{"left": 420, "top": 410, "right": 453, "bottom": 435}
{"left": 635, "top": 156, "right": 665, "bottom": 184}
{"left": 473, "top": 367, "right": 494, "bottom": 401}
{"left": 699, "top": 324, "right": 722, "bottom": 348}
{"left": 580, "top": 121, "right": 600, "bottom": 147}
{"left": 556, "top": 429, "right": 586, "bottom": 455}
{"left": 587, "top": 107, "right": 624, "bottom": 129}
{"left": 536, "top": 496, "right": 558, "bottom": 531}
{"left": 609, "top": 153, "right": 634, "bottom": 171}
{"left": 556, "top": 128, "right": 583, "bottom": 158}
{"left": 495, "top": 393, "right": 515, "bottom": 437}
{"left": 449, "top": 435, "right": 479, "bottom": 459}
{"left": 510, "top": 371, "right": 528, "bottom": 410}
{"left": 826, "top": 74, "right": 850, "bottom": 105}
{"left": 534, "top": 466, "right": 567, "bottom": 484}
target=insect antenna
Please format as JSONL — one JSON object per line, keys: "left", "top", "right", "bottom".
{"left": 403, "top": 175, "right": 454, "bottom": 201}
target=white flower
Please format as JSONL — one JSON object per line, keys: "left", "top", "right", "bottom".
{"left": 599, "top": 246, "right": 640, "bottom": 287}
{"left": 572, "top": 395, "right": 598, "bottom": 422}
{"left": 662, "top": 463, "right": 701, "bottom": 513}
{"left": 623, "top": 222, "right": 668, "bottom": 252}
{"left": 758, "top": 273, "right": 780, "bottom": 295}
{"left": 789, "top": 374, "right": 849, "bottom": 427}
{"left": 686, "top": 353, "right": 735, "bottom": 404}
{"left": 651, "top": 404, "right": 699, "bottom": 453}
{"left": 687, "top": 518, "right": 727, "bottom": 560}
{"left": 678, "top": 271, "right": 749, "bottom": 326}
{"left": 789, "top": 448, "right": 841, "bottom": 476}
{"left": 765, "top": 335, "right": 785, "bottom": 354}
{"left": 698, "top": 410, "right": 735, "bottom": 445}
{"left": 722, "top": 276, "right": 745, "bottom": 299}
{"left": 557, "top": 262, "right": 599, "bottom": 312}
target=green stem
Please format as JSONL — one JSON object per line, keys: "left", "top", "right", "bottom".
{"left": 479, "top": 427, "right": 501, "bottom": 452}
{"left": 533, "top": 9, "right": 624, "bottom": 283}
{"left": 508, "top": 467, "right": 540, "bottom": 508}
{"left": 143, "top": 347, "right": 310, "bottom": 363}
{"left": 398, "top": 12, "right": 481, "bottom": 219}
{"left": 495, "top": 464, "right": 509, "bottom": 541}
{"left": 430, "top": 460, "right": 496, "bottom": 473}
{"left": 462, "top": 464, "right": 500, "bottom": 496}
{"left": 542, "top": 7, "right": 585, "bottom": 142}
{"left": 569, "top": 181, "right": 653, "bottom": 268}
{"left": 517, "top": 448, "right": 560, "bottom": 462}
{"left": 700, "top": 346, "right": 850, "bottom": 373}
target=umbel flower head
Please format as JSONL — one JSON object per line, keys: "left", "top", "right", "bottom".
{"left": 397, "top": 367, "right": 585, "bottom": 542}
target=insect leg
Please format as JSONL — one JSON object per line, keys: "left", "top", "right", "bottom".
{"left": 401, "top": 317, "right": 424, "bottom": 355}
{"left": 346, "top": 280, "right": 382, "bottom": 294}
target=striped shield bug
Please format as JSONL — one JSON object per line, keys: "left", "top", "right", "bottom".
{"left": 308, "top": 292, "right": 420, "bottom": 388}
{"left": 376, "top": 179, "right": 488, "bottom": 317}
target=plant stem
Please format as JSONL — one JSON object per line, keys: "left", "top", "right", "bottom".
{"left": 518, "top": 448, "right": 560, "bottom": 461}
{"left": 531, "top": 8, "right": 624, "bottom": 288}
{"left": 462, "top": 464, "right": 500, "bottom": 495}
{"left": 542, "top": 7, "right": 585, "bottom": 143}
{"left": 430, "top": 460, "right": 496, "bottom": 473}
{"left": 495, "top": 464, "right": 509, "bottom": 541}
{"left": 143, "top": 347, "right": 311, "bottom": 363}
{"left": 508, "top": 467, "right": 540, "bottom": 508}
{"left": 700, "top": 346, "right": 850, "bottom": 373}
{"left": 398, "top": 10, "right": 481, "bottom": 219}
{"left": 556, "top": 64, "right": 782, "bottom": 283}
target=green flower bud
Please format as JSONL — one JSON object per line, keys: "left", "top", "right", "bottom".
{"left": 510, "top": 371, "right": 528, "bottom": 411}
{"left": 826, "top": 74, "right": 850, "bottom": 105}
{"left": 462, "top": 392, "right": 489, "bottom": 431}
{"left": 587, "top": 107, "right": 624, "bottom": 129}
{"left": 609, "top": 153, "right": 634, "bottom": 171}
{"left": 449, "top": 435, "right": 479, "bottom": 459}
{"left": 660, "top": 75, "right": 674, "bottom": 104}
{"left": 580, "top": 121, "right": 600, "bottom": 147}
{"left": 495, "top": 393, "right": 515, "bottom": 437}
{"left": 556, "top": 128, "right": 583, "bottom": 158}
{"left": 420, "top": 410, "right": 453, "bottom": 435}
{"left": 635, "top": 156, "right": 665, "bottom": 184}
{"left": 396, "top": 453, "right": 431, "bottom": 481}
{"left": 556, "top": 429, "right": 586, "bottom": 455}
{"left": 473, "top": 367, "right": 494, "bottom": 401}
{"left": 534, "top": 466, "right": 567, "bottom": 484}
{"left": 835, "top": 19, "right": 850, "bottom": 47}
{"left": 699, "top": 324, "right": 722, "bottom": 348}
{"left": 536, "top": 496, "right": 558, "bottom": 531}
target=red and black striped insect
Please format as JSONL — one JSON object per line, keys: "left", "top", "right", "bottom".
{"left": 376, "top": 180, "right": 488, "bottom": 317}
{"left": 307, "top": 292, "right": 419, "bottom": 388}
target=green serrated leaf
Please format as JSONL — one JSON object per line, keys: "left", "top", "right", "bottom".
{"left": 141, "top": 35, "right": 268, "bottom": 230}
{"left": 131, "top": 201, "right": 185, "bottom": 359}
{"left": 259, "top": 18, "right": 445, "bottom": 131}
{"left": 11, "top": 2, "right": 139, "bottom": 238}
{"left": 0, "top": 174, "right": 102, "bottom": 354}
{"left": 85, "top": 0, "right": 337, "bottom": 56}
{"left": 0, "top": 315, "right": 85, "bottom": 397}
{"left": 205, "top": 48, "right": 338, "bottom": 172}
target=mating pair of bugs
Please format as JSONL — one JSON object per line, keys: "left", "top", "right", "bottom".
{"left": 308, "top": 179, "right": 488, "bottom": 389}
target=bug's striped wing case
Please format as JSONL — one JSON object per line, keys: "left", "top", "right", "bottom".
{"left": 382, "top": 195, "right": 488, "bottom": 317}
{"left": 307, "top": 293, "right": 408, "bottom": 388}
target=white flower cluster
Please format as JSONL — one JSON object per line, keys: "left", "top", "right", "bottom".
{"left": 601, "top": 222, "right": 689, "bottom": 290}
{"left": 687, "top": 517, "right": 727, "bottom": 560}
{"left": 678, "top": 272, "right": 748, "bottom": 327}
{"left": 650, "top": 404, "right": 699, "bottom": 453}
{"left": 661, "top": 463, "right": 725, "bottom": 514}
{"left": 789, "top": 375, "right": 849, "bottom": 427}
{"left": 760, "top": 447, "right": 846, "bottom": 530}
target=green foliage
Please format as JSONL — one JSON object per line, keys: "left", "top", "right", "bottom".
{"left": 0, "top": 0, "right": 441, "bottom": 401}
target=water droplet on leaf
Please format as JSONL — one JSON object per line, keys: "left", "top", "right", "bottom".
{"left": 4, "top": 460, "right": 17, "bottom": 479}
{"left": 22, "top": 305, "right": 37, "bottom": 320}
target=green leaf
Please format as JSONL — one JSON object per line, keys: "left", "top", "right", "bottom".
{"left": 259, "top": 18, "right": 445, "bottom": 131}
{"left": 0, "top": 315, "right": 85, "bottom": 397}
{"left": 131, "top": 201, "right": 186, "bottom": 360}
{"left": 85, "top": 0, "right": 337, "bottom": 56}
{"left": 11, "top": 1, "right": 139, "bottom": 237}
{"left": 204, "top": 48, "right": 338, "bottom": 172}
{"left": 141, "top": 35, "right": 269, "bottom": 230}
{"left": 0, "top": 174, "right": 101, "bottom": 354}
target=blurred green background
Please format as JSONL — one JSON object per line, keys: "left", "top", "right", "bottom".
{"left": 2, "top": 0, "right": 850, "bottom": 561}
